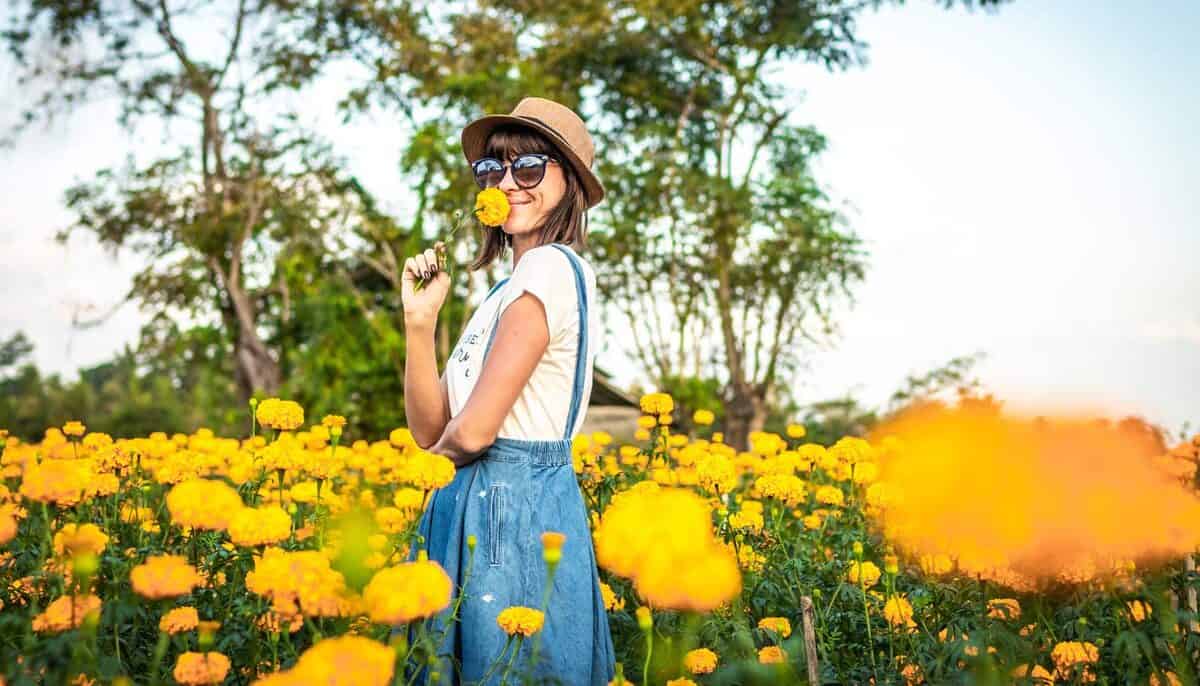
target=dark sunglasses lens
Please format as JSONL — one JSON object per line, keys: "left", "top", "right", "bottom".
{"left": 473, "top": 159, "right": 504, "bottom": 188}
{"left": 512, "top": 155, "right": 547, "bottom": 187}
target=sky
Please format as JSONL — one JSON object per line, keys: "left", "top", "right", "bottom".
{"left": 1, "top": 1, "right": 1197, "bottom": 434}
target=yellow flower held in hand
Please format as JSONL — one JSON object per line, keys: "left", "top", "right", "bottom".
{"left": 475, "top": 188, "right": 510, "bottom": 227}
{"left": 497, "top": 606, "right": 545, "bottom": 637}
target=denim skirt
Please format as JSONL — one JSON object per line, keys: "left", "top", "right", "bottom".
{"left": 404, "top": 436, "right": 616, "bottom": 685}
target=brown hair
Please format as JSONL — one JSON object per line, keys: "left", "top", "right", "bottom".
{"left": 467, "top": 124, "right": 590, "bottom": 272}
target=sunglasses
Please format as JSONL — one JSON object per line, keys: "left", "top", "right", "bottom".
{"left": 471, "top": 153, "right": 559, "bottom": 190}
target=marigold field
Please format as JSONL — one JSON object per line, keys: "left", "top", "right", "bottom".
{"left": 2, "top": 394, "right": 1200, "bottom": 685}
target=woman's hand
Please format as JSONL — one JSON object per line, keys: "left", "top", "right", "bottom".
{"left": 401, "top": 244, "right": 450, "bottom": 330}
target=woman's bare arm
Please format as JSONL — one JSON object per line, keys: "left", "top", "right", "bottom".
{"left": 430, "top": 292, "right": 549, "bottom": 466}
{"left": 403, "top": 321, "right": 451, "bottom": 449}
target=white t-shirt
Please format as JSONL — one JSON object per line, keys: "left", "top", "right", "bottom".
{"left": 446, "top": 243, "right": 600, "bottom": 440}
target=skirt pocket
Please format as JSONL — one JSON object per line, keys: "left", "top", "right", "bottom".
{"left": 488, "top": 482, "right": 509, "bottom": 567}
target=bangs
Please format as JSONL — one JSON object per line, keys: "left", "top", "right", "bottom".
{"left": 483, "top": 124, "right": 560, "bottom": 162}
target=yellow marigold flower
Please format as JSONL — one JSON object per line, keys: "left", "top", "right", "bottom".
{"left": 393, "top": 488, "right": 425, "bottom": 511}
{"left": 987, "top": 598, "right": 1021, "bottom": 620}
{"left": 1150, "top": 673, "right": 1183, "bottom": 686}
{"left": 130, "top": 554, "right": 205, "bottom": 600}
{"left": 1050, "top": 641, "right": 1099, "bottom": 681}
{"left": 160, "top": 606, "right": 200, "bottom": 634}
{"left": 600, "top": 582, "right": 624, "bottom": 611}
{"left": 0, "top": 513, "right": 16, "bottom": 545}
{"left": 884, "top": 553, "right": 900, "bottom": 575}
{"left": 32, "top": 593, "right": 102, "bottom": 633}
{"left": 638, "top": 392, "right": 674, "bottom": 415}
{"left": 852, "top": 461, "right": 879, "bottom": 484}
{"left": 1011, "top": 664, "right": 1053, "bottom": 685}
{"left": 692, "top": 409, "right": 715, "bottom": 426}
{"left": 166, "top": 479, "right": 244, "bottom": 531}
{"left": 636, "top": 415, "right": 658, "bottom": 430}
{"left": 474, "top": 187, "right": 511, "bottom": 226}
{"left": 255, "top": 398, "right": 305, "bottom": 431}
{"left": 802, "top": 513, "right": 823, "bottom": 530}
{"left": 228, "top": 506, "right": 292, "bottom": 547}
{"left": 753, "top": 474, "right": 806, "bottom": 507}
{"left": 256, "top": 609, "right": 304, "bottom": 635}
{"left": 884, "top": 596, "right": 917, "bottom": 630}
{"left": 635, "top": 606, "right": 652, "bottom": 630}
{"left": 758, "top": 616, "right": 792, "bottom": 638}
{"left": 829, "top": 436, "right": 873, "bottom": 464}
{"left": 786, "top": 423, "right": 806, "bottom": 439}
{"left": 757, "top": 646, "right": 787, "bottom": 664}
{"left": 321, "top": 415, "right": 347, "bottom": 430}
{"left": 19, "top": 459, "right": 91, "bottom": 507}
{"left": 728, "top": 508, "right": 763, "bottom": 533}
{"left": 814, "top": 485, "right": 844, "bottom": 507}
{"left": 173, "top": 651, "right": 231, "bottom": 686}
{"left": 696, "top": 453, "right": 736, "bottom": 495}
{"left": 53, "top": 523, "right": 109, "bottom": 558}
{"left": 1127, "top": 599, "right": 1151, "bottom": 622}
{"left": 666, "top": 680, "right": 697, "bottom": 686}
{"left": 683, "top": 647, "right": 718, "bottom": 674}
{"left": 847, "top": 561, "right": 882, "bottom": 588}
{"left": 409, "top": 451, "right": 457, "bottom": 490}
{"left": 361, "top": 561, "right": 452, "bottom": 625}
{"left": 497, "top": 606, "right": 545, "bottom": 637}
{"left": 62, "top": 421, "right": 86, "bottom": 437}
{"left": 257, "top": 635, "right": 394, "bottom": 685}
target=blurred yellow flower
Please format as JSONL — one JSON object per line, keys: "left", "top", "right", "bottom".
{"left": 693, "top": 409, "right": 715, "bottom": 426}
{"left": 757, "top": 645, "right": 787, "bottom": 664}
{"left": 361, "top": 561, "right": 452, "bottom": 625}
{"left": 62, "top": 421, "right": 86, "bottom": 437}
{"left": 53, "top": 523, "right": 109, "bottom": 558}
{"left": 32, "top": 594, "right": 102, "bottom": 634}
{"left": 130, "top": 555, "right": 205, "bottom": 600}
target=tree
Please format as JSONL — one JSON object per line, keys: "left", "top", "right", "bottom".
{"left": 2, "top": 0, "right": 420, "bottom": 400}
{"left": 415, "top": 0, "right": 1007, "bottom": 448}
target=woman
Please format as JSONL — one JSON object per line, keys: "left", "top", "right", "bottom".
{"left": 399, "top": 96, "right": 616, "bottom": 685}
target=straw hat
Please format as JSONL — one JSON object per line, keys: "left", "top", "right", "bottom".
{"left": 461, "top": 96, "right": 605, "bottom": 209}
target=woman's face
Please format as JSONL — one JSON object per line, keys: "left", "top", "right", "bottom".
{"left": 497, "top": 154, "right": 566, "bottom": 237}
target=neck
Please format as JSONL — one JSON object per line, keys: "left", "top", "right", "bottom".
{"left": 510, "top": 231, "right": 542, "bottom": 269}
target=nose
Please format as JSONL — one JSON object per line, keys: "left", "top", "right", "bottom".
{"left": 497, "top": 163, "right": 519, "bottom": 192}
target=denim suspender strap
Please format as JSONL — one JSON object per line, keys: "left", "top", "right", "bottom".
{"left": 550, "top": 244, "right": 589, "bottom": 440}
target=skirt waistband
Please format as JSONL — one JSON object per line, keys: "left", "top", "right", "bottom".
{"left": 484, "top": 436, "right": 573, "bottom": 466}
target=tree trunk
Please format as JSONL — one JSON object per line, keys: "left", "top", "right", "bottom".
{"left": 723, "top": 381, "right": 767, "bottom": 451}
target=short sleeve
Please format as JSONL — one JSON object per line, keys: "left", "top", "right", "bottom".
{"left": 495, "top": 246, "right": 578, "bottom": 342}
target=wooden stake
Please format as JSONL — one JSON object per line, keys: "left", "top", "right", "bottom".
{"left": 801, "top": 595, "right": 820, "bottom": 685}
{"left": 1187, "top": 554, "right": 1199, "bottom": 633}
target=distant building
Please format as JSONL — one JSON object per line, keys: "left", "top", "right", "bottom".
{"left": 579, "top": 365, "right": 640, "bottom": 443}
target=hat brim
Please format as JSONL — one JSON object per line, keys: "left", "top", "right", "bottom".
{"left": 461, "top": 114, "right": 605, "bottom": 209}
